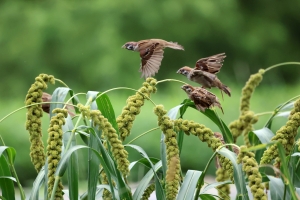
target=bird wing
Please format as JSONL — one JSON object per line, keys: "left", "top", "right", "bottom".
{"left": 190, "top": 89, "right": 211, "bottom": 112}
{"left": 194, "top": 53, "right": 226, "bottom": 74}
{"left": 139, "top": 43, "right": 164, "bottom": 78}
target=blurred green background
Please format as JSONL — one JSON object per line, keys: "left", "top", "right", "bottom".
{"left": 1, "top": 0, "right": 300, "bottom": 186}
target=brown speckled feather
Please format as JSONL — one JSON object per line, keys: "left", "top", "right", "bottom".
{"left": 195, "top": 53, "right": 226, "bottom": 74}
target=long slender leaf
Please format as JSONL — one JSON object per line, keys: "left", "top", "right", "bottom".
{"left": 277, "top": 143, "right": 298, "bottom": 200}
{"left": 249, "top": 127, "right": 275, "bottom": 163}
{"left": 29, "top": 167, "right": 45, "bottom": 200}
{"left": 62, "top": 115, "right": 79, "bottom": 200}
{"left": 199, "top": 194, "right": 217, "bottom": 200}
{"left": 0, "top": 155, "right": 15, "bottom": 200}
{"left": 264, "top": 100, "right": 295, "bottom": 128}
{"left": 268, "top": 176, "right": 285, "bottom": 200}
{"left": 251, "top": 127, "right": 274, "bottom": 144}
{"left": 0, "top": 146, "right": 16, "bottom": 164}
{"left": 0, "top": 176, "right": 16, "bottom": 182}
{"left": 132, "top": 161, "right": 162, "bottom": 200}
{"left": 217, "top": 147, "right": 249, "bottom": 200}
{"left": 177, "top": 170, "right": 202, "bottom": 200}
{"left": 201, "top": 180, "right": 231, "bottom": 194}
{"left": 50, "top": 87, "right": 75, "bottom": 118}
{"left": 88, "top": 112, "right": 102, "bottom": 200}
{"left": 55, "top": 145, "right": 121, "bottom": 199}
{"left": 126, "top": 144, "right": 165, "bottom": 200}
{"left": 129, "top": 157, "right": 160, "bottom": 170}
{"left": 95, "top": 92, "right": 120, "bottom": 135}
{"left": 88, "top": 128, "right": 132, "bottom": 200}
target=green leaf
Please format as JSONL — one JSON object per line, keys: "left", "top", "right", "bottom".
{"left": 274, "top": 111, "right": 290, "bottom": 118}
{"left": 201, "top": 180, "right": 231, "bottom": 194}
{"left": 88, "top": 128, "right": 133, "bottom": 200}
{"left": 179, "top": 99, "right": 233, "bottom": 144}
{"left": 87, "top": 126, "right": 101, "bottom": 200}
{"left": 0, "top": 146, "right": 16, "bottom": 164}
{"left": 268, "top": 176, "right": 284, "bottom": 200}
{"left": 129, "top": 157, "right": 160, "bottom": 170}
{"left": 0, "top": 155, "right": 15, "bottom": 200}
{"left": 199, "top": 194, "right": 218, "bottom": 200}
{"left": 277, "top": 143, "right": 297, "bottom": 200}
{"left": 251, "top": 127, "right": 274, "bottom": 144}
{"left": 0, "top": 176, "right": 16, "bottom": 182}
{"left": 249, "top": 128, "right": 274, "bottom": 163}
{"left": 126, "top": 144, "right": 165, "bottom": 200}
{"left": 264, "top": 100, "right": 295, "bottom": 128}
{"left": 29, "top": 167, "right": 45, "bottom": 200}
{"left": 132, "top": 161, "right": 162, "bottom": 200}
{"left": 291, "top": 152, "right": 300, "bottom": 157}
{"left": 62, "top": 115, "right": 79, "bottom": 200}
{"left": 50, "top": 87, "right": 76, "bottom": 118}
{"left": 95, "top": 92, "right": 120, "bottom": 136}
{"left": 55, "top": 145, "right": 121, "bottom": 199}
{"left": 217, "top": 147, "right": 249, "bottom": 200}
{"left": 177, "top": 170, "right": 202, "bottom": 200}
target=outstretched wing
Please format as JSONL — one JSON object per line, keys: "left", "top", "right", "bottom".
{"left": 194, "top": 53, "right": 226, "bottom": 74}
{"left": 139, "top": 43, "right": 164, "bottom": 78}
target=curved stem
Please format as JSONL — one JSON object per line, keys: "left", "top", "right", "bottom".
{"left": 194, "top": 151, "right": 219, "bottom": 200}
{"left": 65, "top": 97, "right": 93, "bottom": 151}
{"left": 50, "top": 97, "right": 93, "bottom": 200}
{"left": 0, "top": 102, "right": 78, "bottom": 124}
{"left": 96, "top": 87, "right": 156, "bottom": 106}
{"left": 264, "top": 95, "right": 300, "bottom": 127}
{"left": 265, "top": 62, "right": 300, "bottom": 73}
{"left": 157, "top": 79, "right": 188, "bottom": 85}
{"left": 126, "top": 127, "right": 160, "bottom": 144}
{"left": 54, "top": 78, "right": 69, "bottom": 88}
{"left": 217, "top": 143, "right": 240, "bottom": 151}
{"left": 50, "top": 176, "right": 60, "bottom": 200}
{"left": 63, "top": 92, "right": 86, "bottom": 109}
{"left": 255, "top": 111, "right": 274, "bottom": 117}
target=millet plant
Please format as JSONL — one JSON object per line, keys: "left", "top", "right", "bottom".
{"left": 0, "top": 62, "right": 300, "bottom": 200}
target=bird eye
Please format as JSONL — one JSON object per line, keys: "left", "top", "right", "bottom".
{"left": 126, "top": 44, "right": 133, "bottom": 50}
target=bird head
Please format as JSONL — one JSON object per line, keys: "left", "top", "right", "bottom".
{"left": 177, "top": 66, "right": 192, "bottom": 77}
{"left": 181, "top": 84, "right": 194, "bottom": 94}
{"left": 121, "top": 42, "right": 138, "bottom": 51}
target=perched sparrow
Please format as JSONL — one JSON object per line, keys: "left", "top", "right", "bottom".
{"left": 122, "top": 39, "right": 184, "bottom": 78}
{"left": 42, "top": 92, "right": 75, "bottom": 117}
{"left": 177, "top": 53, "right": 231, "bottom": 98}
{"left": 181, "top": 84, "right": 223, "bottom": 114}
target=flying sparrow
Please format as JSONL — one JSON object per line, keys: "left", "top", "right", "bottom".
{"left": 122, "top": 39, "right": 184, "bottom": 78}
{"left": 181, "top": 84, "right": 224, "bottom": 114}
{"left": 177, "top": 53, "right": 231, "bottom": 98}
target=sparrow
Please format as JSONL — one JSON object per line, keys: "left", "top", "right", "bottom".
{"left": 177, "top": 53, "right": 231, "bottom": 98}
{"left": 42, "top": 92, "right": 75, "bottom": 117}
{"left": 122, "top": 39, "right": 184, "bottom": 78}
{"left": 181, "top": 84, "right": 224, "bottom": 114}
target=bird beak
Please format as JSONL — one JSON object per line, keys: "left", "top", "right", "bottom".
{"left": 121, "top": 45, "right": 126, "bottom": 48}
{"left": 176, "top": 69, "right": 181, "bottom": 74}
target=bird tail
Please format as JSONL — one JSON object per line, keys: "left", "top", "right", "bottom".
{"left": 166, "top": 41, "right": 184, "bottom": 50}
{"left": 219, "top": 84, "right": 231, "bottom": 99}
